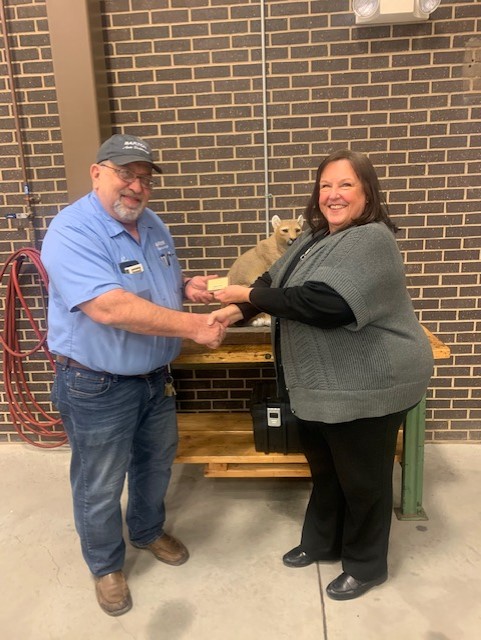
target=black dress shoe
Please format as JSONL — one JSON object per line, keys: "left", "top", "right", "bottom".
{"left": 326, "top": 571, "right": 387, "bottom": 600}
{"left": 282, "top": 546, "right": 315, "bottom": 568}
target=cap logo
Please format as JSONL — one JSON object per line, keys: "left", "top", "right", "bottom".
{"left": 122, "top": 140, "right": 149, "bottom": 156}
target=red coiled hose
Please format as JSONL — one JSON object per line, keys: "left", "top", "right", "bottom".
{"left": 0, "top": 248, "right": 66, "bottom": 447}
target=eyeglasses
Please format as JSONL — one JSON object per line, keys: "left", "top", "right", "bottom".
{"left": 99, "top": 164, "right": 155, "bottom": 190}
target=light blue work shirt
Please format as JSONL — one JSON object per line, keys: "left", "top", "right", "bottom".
{"left": 41, "top": 191, "right": 183, "bottom": 375}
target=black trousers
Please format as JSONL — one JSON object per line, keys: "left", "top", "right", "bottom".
{"left": 298, "top": 409, "right": 408, "bottom": 582}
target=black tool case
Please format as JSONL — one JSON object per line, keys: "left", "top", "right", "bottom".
{"left": 249, "top": 381, "right": 302, "bottom": 454}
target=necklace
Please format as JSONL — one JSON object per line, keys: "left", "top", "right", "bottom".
{"left": 299, "top": 232, "right": 325, "bottom": 261}
{"left": 299, "top": 245, "right": 314, "bottom": 261}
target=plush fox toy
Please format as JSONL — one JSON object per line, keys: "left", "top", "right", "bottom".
{"left": 227, "top": 214, "right": 304, "bottom": 326}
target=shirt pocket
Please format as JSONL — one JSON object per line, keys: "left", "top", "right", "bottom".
{"left": 119, "top": 269, "right": 152, "bottom": 299}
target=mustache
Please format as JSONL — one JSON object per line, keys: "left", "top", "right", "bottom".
{"left": 120, "top": 189, "right": 141, "bottom": 201}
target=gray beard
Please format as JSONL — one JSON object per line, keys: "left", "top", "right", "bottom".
{"left": 113, "top": 198, "right": 144, "bottom": 223}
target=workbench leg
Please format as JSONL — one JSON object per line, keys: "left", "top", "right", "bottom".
{"left": 394, "top": 396, "right": 428, "bottom": 521}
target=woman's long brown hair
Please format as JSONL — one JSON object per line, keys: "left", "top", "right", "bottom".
{"left": 303, "top": 149, "right": 398, "bottom": 234}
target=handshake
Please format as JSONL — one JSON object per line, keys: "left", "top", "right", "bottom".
{"left": 186, "top": 276, "right": 253, "bottom": 349}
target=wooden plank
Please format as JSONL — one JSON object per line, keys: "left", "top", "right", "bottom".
{"left": 422, "top": 325, "right": 451, "bottom": 360}
{"left": 176, "top": 431, "right": 306, "bottom": 463}
{"left": 178, "top": 412, "right": 254, "bottom": 432}
{"left": 206, "top": 463, "right": 229, "bottom": 473}
{"left": 173, "top": 343, "right": 274, "bottom": 367}
{"left": 174, "top": 325, "right": 450, "bottom": 367}
{"left": 176, "top": 414, "right": 402, "bottom": 463}
{"left": 204, "top": 463, "right": 311, "bottom": 478}
{"left": 202, "top": 458, "right": 402, "bottom": 478}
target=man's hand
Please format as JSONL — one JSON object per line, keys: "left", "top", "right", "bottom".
{"left": 190, "top": 314, "right": 226, "bottom": 348}
{"left": 184, "top": 275, "right": 219, "bottom": 304}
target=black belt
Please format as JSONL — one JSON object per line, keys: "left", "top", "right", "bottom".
{"left": 55, "top": 355, "right": 167, "bottom": 378}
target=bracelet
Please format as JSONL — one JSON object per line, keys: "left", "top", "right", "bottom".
{"left": 182, "top": 278, "right": 192, "bottom": 297}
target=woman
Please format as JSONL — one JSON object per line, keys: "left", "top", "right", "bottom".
{"left": 209, "top": 149, "right": 433, "bottom": 601}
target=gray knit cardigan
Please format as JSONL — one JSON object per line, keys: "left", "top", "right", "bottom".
{"left": 269, "top": 222, "right": 434, "bottom": 423}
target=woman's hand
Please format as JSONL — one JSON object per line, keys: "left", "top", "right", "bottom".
{"left": 213, "top": 285, "right": 252, "bottom": 305}
{"left": 207, "top": 304, "right": 243, "bottom": 328}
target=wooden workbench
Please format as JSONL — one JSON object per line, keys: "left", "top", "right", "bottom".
{"left": 173, "top": 326, "right": 450, "bottom": 520}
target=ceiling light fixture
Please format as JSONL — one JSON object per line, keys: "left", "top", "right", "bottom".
{"left": 352, "top": 0, "right": 380, "bottom": 19}
{"left": 353, "top": 0, "right": 441, "bottom": 25}
{"left": 418, "top": 0, "right": 441, "bottom": 13}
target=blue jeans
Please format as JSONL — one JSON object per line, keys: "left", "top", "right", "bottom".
{"left": 51, "top": 363, "right": 178, "bottom": 577}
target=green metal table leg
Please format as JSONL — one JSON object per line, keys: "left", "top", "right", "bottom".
{"left": 394, "top": 395, "right": 428, "bottom": 521}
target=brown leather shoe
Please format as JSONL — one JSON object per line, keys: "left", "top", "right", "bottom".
{"left": 133, "top": 533, "right": 189, "bottom": 566}
{"left": 94, "top": 571, "right": 132, "bottom": 616}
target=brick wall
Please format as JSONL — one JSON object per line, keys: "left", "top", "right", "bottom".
{"left": 1, "top": 0, "right": 480, "bottom": 444}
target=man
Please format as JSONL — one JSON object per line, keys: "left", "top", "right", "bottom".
{"left": 41, "top": 134, "right": 225, "bottom": 616}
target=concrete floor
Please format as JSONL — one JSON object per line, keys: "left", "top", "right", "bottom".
{"left": 0, "top": 443, "right": 480, "bottom": 640}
